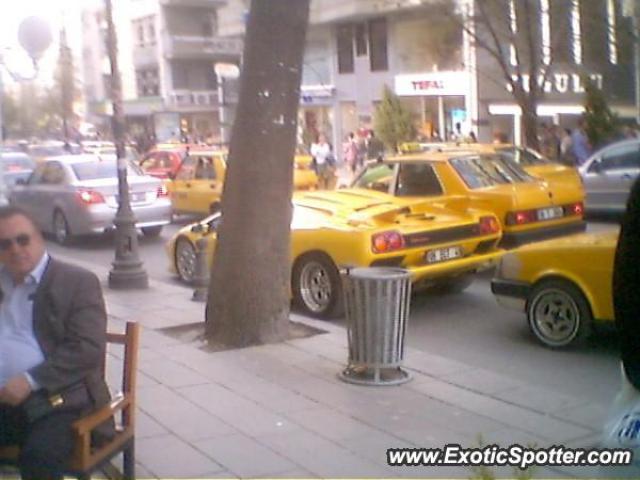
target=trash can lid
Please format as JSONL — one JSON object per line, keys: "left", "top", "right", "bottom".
{"left": 343, "top": 267, "right": 411, "bottom": 280}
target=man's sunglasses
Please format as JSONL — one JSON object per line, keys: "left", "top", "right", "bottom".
{"left": 0, "top": 234, "right": 31, "bottom": 251}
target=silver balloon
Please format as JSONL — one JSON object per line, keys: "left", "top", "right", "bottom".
{"left": 18, "top": 16, "right": 53, "bottom": 61}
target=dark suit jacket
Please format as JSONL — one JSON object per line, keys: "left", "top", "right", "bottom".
{"left": 25, "top": 257, "right": 112, "bottom": 411}
{"left": 614, "top": 177, "right": 640, "bottom": 390}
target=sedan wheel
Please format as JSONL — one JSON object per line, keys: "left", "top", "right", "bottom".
{"left": 53, "top": 210, "right": 72, "bottom": 245}
{"left": 292, "top": 253, "right": 342, "bottom": 319}
{"left": 526, "top": 280, "right": 592, "bottom": 348}
{"left": 175, "top": 238, "right": 197, "bottom": 283}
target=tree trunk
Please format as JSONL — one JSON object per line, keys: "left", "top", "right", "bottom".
{"left": 520, "top": 95, "right": 540, "bottom": 150}
{"left": 205, "top": 0, "right": 310, "bottom": 348}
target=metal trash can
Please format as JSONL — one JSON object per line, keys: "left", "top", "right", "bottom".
{"left": 339, "top": 267, "right": 412, "bottom": 386}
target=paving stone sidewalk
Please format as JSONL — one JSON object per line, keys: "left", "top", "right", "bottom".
{"left": 58, "top": 253, "right": 615, "bottom": 479}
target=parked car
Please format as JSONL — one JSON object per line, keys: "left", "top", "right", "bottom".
{"left": 139, "top": 145, "right": 198, "bottom": 179}
{"left": 28, "top": 141, "right": 82, "bottom": 162}
{"left": 491, "top": 230, "right": 617, "bottom": 348}
{"left": 352, "top": 151, "right": 586, "bottom": 247}
{"left": 164, "top": 148, "right": 319, "bottom": 216}
{"left": 10, "top": 155, "right": 171, "bottom": 244}
{"left": 166, "top": 188, "right": 504, "bottom": 318}
{"left": 401, "top": 141, "right": 582, "bottom": 186}
{"left": 579, "top": 138, "right": 640, "bottom": 214}
{"left": 166, "top": 149, "right": 227, "bottom": 215}
{"left": 0, "top": 152, "right": 36, "bottom": 186}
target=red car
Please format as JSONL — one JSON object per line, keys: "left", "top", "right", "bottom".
{"left": 139, "top": 146, "right": 185, "bottom": 179}
{"left": 140, "top": 144, "right": 220, "bottom": 179}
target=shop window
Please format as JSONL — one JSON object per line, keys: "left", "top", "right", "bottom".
{"left": 368, "top": 18, "right": 388, "bottom": 72}
{"left": 337, "top": 24, "right": 354, "bottom": 74}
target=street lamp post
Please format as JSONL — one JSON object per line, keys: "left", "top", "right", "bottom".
{"left": 105, "top": 0, "right": 149, "bottom": 289}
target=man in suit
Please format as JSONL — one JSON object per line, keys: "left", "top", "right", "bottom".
{"left": 614, "top": 177, "right": 640, "bottom": 390}
{"left": 0, "top": 206, "right": 111, "bottom": 480}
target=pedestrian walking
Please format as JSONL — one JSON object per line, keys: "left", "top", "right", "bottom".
{"left": 310, "top": 134, "right": 336, "bottom": 190}
{"left": 342, "top": 132, "right": 359, "bottom": 174}
{"left": 570, "top": 118, "right": 592, "bottom": 166}
{"left": 365, "top": 130, "right": 385, "bottom": 162}
{"left": 559, "top": 128, "right": 574, "bottom": 166}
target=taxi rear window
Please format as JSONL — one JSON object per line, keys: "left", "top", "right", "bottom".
{"left": 449, "top": 155, "right": 534, "bottom": 189}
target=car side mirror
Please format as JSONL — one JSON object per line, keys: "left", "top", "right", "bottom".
{"left": 590, "top": 160, "right": 602, "bottom": 173}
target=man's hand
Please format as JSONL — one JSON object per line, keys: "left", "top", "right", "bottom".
{"left": 0, "top": 375, "right": 32, "bottom": 406}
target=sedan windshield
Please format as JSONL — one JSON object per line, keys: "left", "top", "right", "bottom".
{"left": 449, "top": 154, "right": 535, "bottom": 189}
{"left": 71, "top": 161, "right": 143, "bottom": 180}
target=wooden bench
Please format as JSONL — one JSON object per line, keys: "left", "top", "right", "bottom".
{"left": 0, "top": 321, "right": 140, "bottom": 480}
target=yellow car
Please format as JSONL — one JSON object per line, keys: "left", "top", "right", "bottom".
{"left": 166, "top": 149, "right": 228, "bottom": 215}
{"left": 294, "top": 154, "right": 318, "bottom": 190}
{"left": 167, "top": 188, "right": 504, "bottom": 318}
{"left": 353, "top": 150, "right": 586, "bottom": 247}
{"left": 401, "top": 141, "right": 581, "bottom": 186}
{"left": 491, "top": 230, "right": 617, "bottom": 348}
{"left": 475, "top": 143, "right": 582, "bottom": 187}
{"left": 167, "top": 151, "right": 318, "bottom": 216}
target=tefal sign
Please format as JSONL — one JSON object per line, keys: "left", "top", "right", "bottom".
{"left": 395, "top": 71, "right": 470, "bottom": 97}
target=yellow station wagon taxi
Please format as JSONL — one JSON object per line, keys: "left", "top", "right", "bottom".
{"left": 167, "top": 188, "right": 504, "bottom": 318}
{"left": 353, "top": 151, "right": 586, "bottom": 247}
{"left": 491, "top": 230, "right": 617, "bottom": 348}
{"left": 166, "top": 149, "right": 227, "bottom": 215}
{"left": 166, "top": 150, "right": 318, "bottom": 216}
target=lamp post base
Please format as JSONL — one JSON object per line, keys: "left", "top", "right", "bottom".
{"left": 108, "top": 261, "right": 149, "bottom": 289}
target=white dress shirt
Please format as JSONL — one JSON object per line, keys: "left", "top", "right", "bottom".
{"left": 0, "top": 252, "right": 49, "bottom": 389}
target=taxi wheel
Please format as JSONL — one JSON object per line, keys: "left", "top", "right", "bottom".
{"left": 175, "top": 237, "right": 197, "bottom": 283}
{"left": 53, "top": 210, "right": 73, "bottom": 245}
{"left": 292, "top": 252, "right": 343, "bottom": 320}
{"left": 526, "top": 279, "right": 593, "bottom": 348}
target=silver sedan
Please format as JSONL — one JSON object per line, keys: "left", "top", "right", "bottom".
{"left": 10, "top": 155, "right": 172, "bottom": 244}
{"left": 579, "top": 138, "right": 640, "bottom": 214}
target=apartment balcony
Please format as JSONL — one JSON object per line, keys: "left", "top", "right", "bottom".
{"left": 167, "top": 90, "right": 220, "bottom": 111}
{"left": 163, "top": 34, "right": 243, "bottom": 60}
{"left": 160, "top": 0, "right": 226, "bottom": 8}
{"left": 310, "top": 0, "right": 432, "bottom": 24}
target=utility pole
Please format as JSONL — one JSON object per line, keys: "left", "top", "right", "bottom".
{"left": 105, "top": 0, "right": 149, "bottom": 289}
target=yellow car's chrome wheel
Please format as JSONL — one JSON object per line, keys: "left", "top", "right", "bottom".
{"left": 527, "top": 280, "right": 592, "bottom": 348}
{"left": 293, "top": 253, "right": 342, "bottom": 319}
{"left": 175, "top": 238, "right": 197, "bottom": 283}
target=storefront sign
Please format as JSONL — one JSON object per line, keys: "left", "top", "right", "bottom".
{"left": 395, "top": 72, "right": 470, "bottom": 97}
{"left": 505, "top": 72, "right": 604, "bottom": 94}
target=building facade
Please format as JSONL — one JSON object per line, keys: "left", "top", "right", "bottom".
{"left": 471, "top": 0, "right": 638, "bottom": 144}
{"left": 83, "top": 0, "right": 638, "bottom": 150}
{"left": 81, "top": 0, "right": 242, "bottom": 144}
